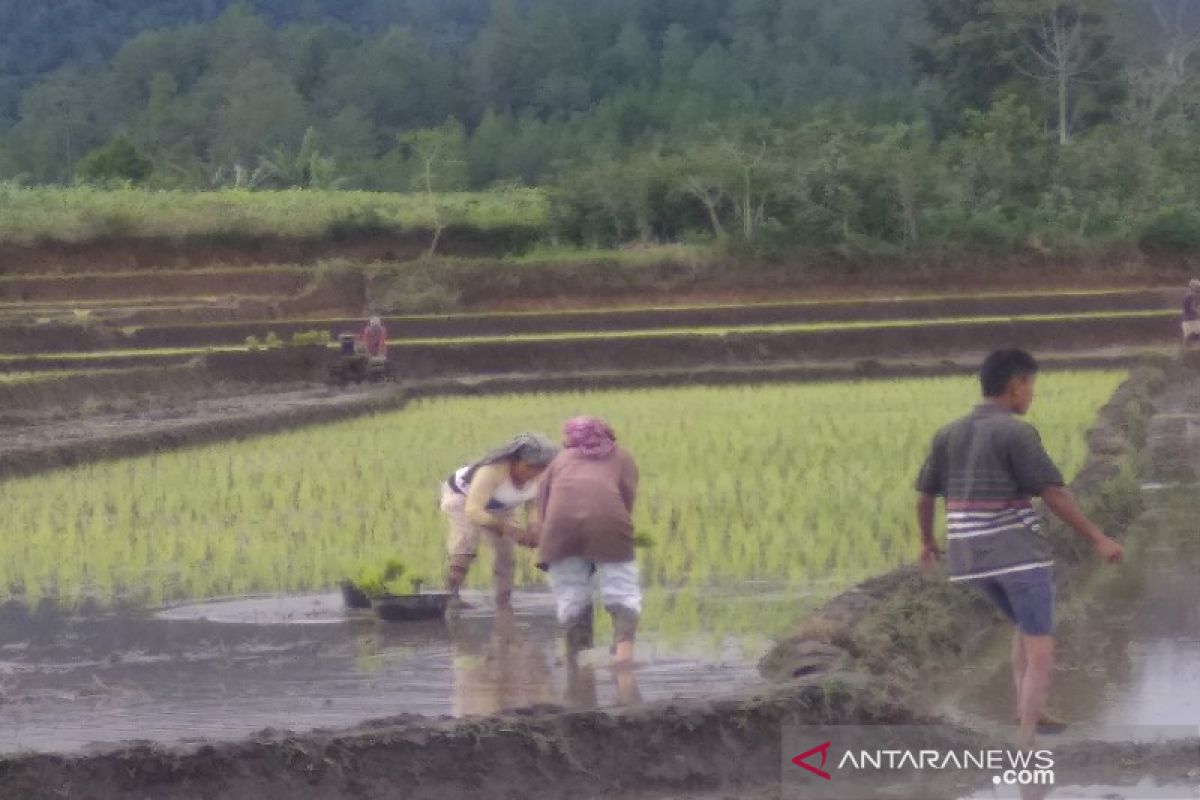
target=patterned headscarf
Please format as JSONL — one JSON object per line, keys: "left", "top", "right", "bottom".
{"left": 466, "top": 432, "right": 558, "bottom": 480}
{"left": 563, "top": 416, "right": 616, "bottom": 459}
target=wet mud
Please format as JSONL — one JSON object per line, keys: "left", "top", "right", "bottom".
{"left": 0, "top": 590, "right": 764, "bottom": 756}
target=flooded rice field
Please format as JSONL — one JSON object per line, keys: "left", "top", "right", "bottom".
{"left": 0, "top": 585, "right": 810, "bottom": 754}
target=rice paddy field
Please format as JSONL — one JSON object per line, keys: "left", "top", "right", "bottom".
{"left": 0, "top": 370, "right": 1124, "bottom": 645}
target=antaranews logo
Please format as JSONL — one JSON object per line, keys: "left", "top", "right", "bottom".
{"left": 790, "top": 740, "right": 1054, "bottom": 788}
{"left": 791, "top": 741, "right": 833, "bottom": 781}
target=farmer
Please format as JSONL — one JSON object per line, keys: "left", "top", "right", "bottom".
{"left": 1182, "top": 279, "right": 1200, "bottom": 350}
{"left": 363, "top": 316, "right": 388, "bottom": 362}
{"left": 442, "top": 433, "right": 558, "bottom": 610}
{"left": 537, "top": 416, "right": 641, "bottom": 666}
{"left": 915, "top": 349, "right": 1124, "bottom": 748}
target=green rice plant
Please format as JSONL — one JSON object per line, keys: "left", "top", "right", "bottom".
{"left": 0, "top": 370, "right": 1124, "bottom": 642}
{"left": 349, "top": 557, "right": 416, "bottom": 598}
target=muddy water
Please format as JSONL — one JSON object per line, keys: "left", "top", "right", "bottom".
{"left": 935, "top": 380, "right": 1200, "bottom": 743}
{"left": 0, "top": 585, "right": 809, "bottom": 754}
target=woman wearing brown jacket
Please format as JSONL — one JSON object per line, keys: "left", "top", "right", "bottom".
{"left": 537, "top": 416, "right": 641, "bottom": 665}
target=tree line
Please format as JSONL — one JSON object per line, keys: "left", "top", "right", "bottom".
{"left": 4, "top": 0, "right": 1200, "bottom": 253}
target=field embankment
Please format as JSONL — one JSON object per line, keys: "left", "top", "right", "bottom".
{"left": 0, "top": 288, "right": 1175, "bottom": 355}
{"left": 370, "top": 313, "right": 1175, "bottom": 379}
{"left": 761, "top": 357, "right": 1170, "bottom": 687}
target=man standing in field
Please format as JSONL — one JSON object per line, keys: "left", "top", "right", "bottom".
{"left": 1182, "top": 279, "right": 1200, "bottom": 350}
{"left": 915, "top": 349, "right": 1124, "bottom": 747}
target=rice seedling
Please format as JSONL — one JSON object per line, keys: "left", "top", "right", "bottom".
{"left": 0, "top": 371, "right": 1123, "bottom": 639}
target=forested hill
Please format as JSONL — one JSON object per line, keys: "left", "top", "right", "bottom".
{"left": 0, "top": 0, "right": 918, "bottom": 185}
{"left": 0, "top": 0, "right": 494, "bottom": 121}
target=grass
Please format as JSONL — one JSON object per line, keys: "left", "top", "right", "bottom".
{"left": 0, "top": 186, "right": 547, "bottom": 244}
{"left": 0, "top": 298, "right": 222, "bottom": 310}
{"left": 0, "top": 371, "right": 1123, "bottom": 644}
{"left": 0, "top": 266, "right": 311, "bottom": 283}
{"left": 0, "top": 370, "right": 95, "bottom": 384}
{"left": 498, "top": 242, "right": 712, "bottom": 265}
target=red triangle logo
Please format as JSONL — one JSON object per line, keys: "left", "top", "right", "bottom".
{"left": 792, "top": 741, "right": 833, "bottom": 780}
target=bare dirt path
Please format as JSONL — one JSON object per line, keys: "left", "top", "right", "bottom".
{"left": 0, "top": 383, "right": 407, "bottom": 480}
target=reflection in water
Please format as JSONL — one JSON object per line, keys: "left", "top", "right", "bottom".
{"left": 0, "top": 589, "right": 725, "bottom": 753}
{"left": 448, "top": 607, "right": 644, "bottom": 715}
{"left": 449, "top": 609, "right": 556, "bottom": 716}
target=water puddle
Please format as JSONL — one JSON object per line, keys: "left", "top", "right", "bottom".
{"left": 0, "top": 586, "right": 796, "bottom": 754}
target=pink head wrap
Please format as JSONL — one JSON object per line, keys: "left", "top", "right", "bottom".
{"left": 563, "top": 416, "right": 616, "bottom": 459}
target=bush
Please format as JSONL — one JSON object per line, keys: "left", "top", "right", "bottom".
{"left": 326, "top": 207, "right": 394, "bottom": 241}
{"left": 1137, "top": 206, "right": 1200, "bottom": 252}
{"left": 290, "top": 330, "right": 330, "bottom": 347}
{"left": 76, "top": 138, "right": 154, "bottom": 186}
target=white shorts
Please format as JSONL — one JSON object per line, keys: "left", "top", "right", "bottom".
{"left": 545, "top": 557, "right": 642, "bottom": 623}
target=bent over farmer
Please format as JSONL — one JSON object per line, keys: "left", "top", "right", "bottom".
{"left": 537, "top": 416, "right": 641, "bottom": 666}
{"left": 441, "top": 433, "right": 558, "bottom": 610}
{"left": 915, "top": 349, "right": 1123, "bottom": 748}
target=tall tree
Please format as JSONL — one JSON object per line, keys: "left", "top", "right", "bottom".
{"left": 998, "top": 0, "right": 1119, "bottom": 143}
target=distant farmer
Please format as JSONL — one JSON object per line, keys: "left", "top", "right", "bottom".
{"left": 1182, "top": 280, "right": 1200, "bottom": 349}
{"left": 915, "top": 349, "right": 1124, "bottom": 748}
{"left": 441, "top": 433, "right": 558, "bottom": 610}
{"left": 537, "top": 416, "right": 641, "bottom": 667}
{"left": 363, "top": 316, "right": 388, "bottom": 361}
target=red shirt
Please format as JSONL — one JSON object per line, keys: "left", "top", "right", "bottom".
{"left": 362, "top": 325, "right": 387, "bottom": 357}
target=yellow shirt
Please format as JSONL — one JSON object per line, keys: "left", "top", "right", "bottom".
{"left": 463, "top": 462, "right": 540, "bottom": 531}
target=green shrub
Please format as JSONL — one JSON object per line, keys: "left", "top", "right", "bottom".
{"left": 76, "top": 138, "right": 154, "bottom": 186}
{"left": 245, "top": 335, "right": 261, "bottom": 350}
{"left": 1137, "top": 206, "right": 1200, "bottom": 252}
{"left": 264, "top": 331, "right": 282, "bottom": 349}
{"left": 326, "top": 207, "right": 394, "bottom": 241}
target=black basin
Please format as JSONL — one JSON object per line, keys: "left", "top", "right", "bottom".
{"left": 340, "top": 582, "right": 372, "bottom": 610}
{"left": 374, "top": 593, "right": 450, "bottom": 621}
